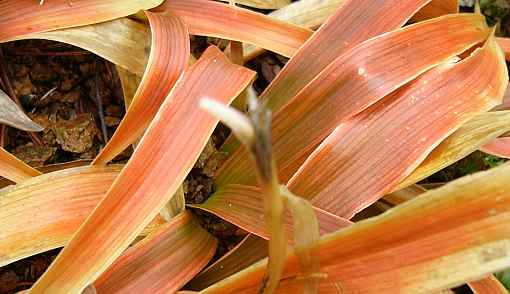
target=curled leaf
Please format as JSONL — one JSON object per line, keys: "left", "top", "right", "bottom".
{"left": 0, "top": 89, "right": 43, "bottom": 132}
{"left": 93, "top": 11, "right": 190, "bottom": 165}
{"left": 0, "top": 0, "right": 163, "bottom": 42}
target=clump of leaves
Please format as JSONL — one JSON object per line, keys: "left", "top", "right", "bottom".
{"left": 0, "top": 0, "right": 510, "bottom": 293}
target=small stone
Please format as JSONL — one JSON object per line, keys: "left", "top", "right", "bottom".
{"left": 13, "top": 144, "right": 56, "bottom": 167}
{"left": 53, "top": 113, "right": 99, "bottom": 153}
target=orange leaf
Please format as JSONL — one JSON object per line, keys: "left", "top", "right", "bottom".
{"left": 497, "top": 37, "right": 510, "bottom": 60}
{"left": 411, "top": 0, "right": 458, "bottom": 22}
{"left": 480, "top": 137, "right": 510, "bottom": 159}
{"left": 0, "top": 147, "right": 41, "bottom": 183}
{"left": 154, "top": 0, "right": 311, "bottom": 58}
{"left": 469, "top": 275, "right": 508, "bottom": 294}
{"left": 216, "top": 14, "right": 489, "bottom": 187}
{"left": 203, "top": 162, "right": 510, "bottom": 293}
{"left": 29, "top": 46, "right": 255, "bottom": 293}
{"left": 398, "top": 111, "right": 510, "bottom": 189}
{"left": 93, "top": 11, "right": 190, "bottom": 165}
{"left": 288, "top": 35, "right": 507, "bottom": 218}
{"left": 191, "top": 184, "right": 351, "bottom": 242}
{"left": 94, "top": 212, "right": 217, "bottom": 294}
{"left": 188, "top": 234, "right": 268, "bottom": 290}
{"left": 0, "top": 0, "right": 163, "bottom": 42}
{"left": 0, "top": 165, "right": 120, "bottom": 267}
{"left": 220, "top": 0, "right": 434, "bottom": 156}
{"left": 0, "top": 89, "right": 43, "bottom": 132}
{"left": 12, "top": 18, "right": 151, "bottom": 76}
{"left": 257, "top": 0, "right": 433, "bottom": 113}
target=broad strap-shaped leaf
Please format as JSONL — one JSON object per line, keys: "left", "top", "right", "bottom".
{"left": 242, "top": 0, "right": 455, "bottom": 61}
{"left": 480, "top": 137, "right": 510, "bottom": 159}
{"left": 469, "top": 275, "right": 509, "bottom": 294}
{"left": 288, "top": 35, "right": 507, "bottom": 218}
{"left": 397, "top": 111, "right": 510, "bottom": 189}
{"left": 203, "top": 162, "right": 510, "bottom": 293}
{"left": 93, "top": 11, "right": 190, "bottom": 165}
{"left": 0, "top": 147, "right": 41, "bottom": 183}
{"left": 94, "top": 212, "right": 217, "bottom": 294}
{"left": 0, "top": 89, "right": 43, "bottom": 132}
{"left": 216, "top": 14, "right": 489, "bottom": 187}
{"left": 13, "top": 18, "right": 151, "bottom": 76}
{"left": 188, "top": 234, "right": 268, "bottom": 291}
{"left": 29, "top": 46, "right": 255, "bottom": 293}
{"left": 154, "top": 0, "right": 311, "bottom": 58}
{"left": 258, "top": 0, "right": 433, "bottom": 113}
{"left": 0, "top": 165, "right": 120, "bottom": 267}
{"left": 411, "top": 0, "right": 458, "bottom": 21}
{"left": 217, "top": 0, "right": 290, "bottom": 9}
{"left": 220, "top": 0, "right": 434, "bottom": 155}
{"left": 0, "top": 0, "right": 163, "bottom": 42}
{"left": 191, "top": 184, "right": 351, "bottom": 242}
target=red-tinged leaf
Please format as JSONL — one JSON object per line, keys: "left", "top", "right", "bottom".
{"left": 0, "top": 89, "right": 43, "bottom": 132}
{"left": 469, "top": 275, "right": 508, "bottom": 294}
{"left": 94, "top": 212, "right": 217, "bottom": 294}
{"left": 29, "top": 46, "right": 255, "bottom": 293}
{"left": 12, "top": 18, "right": 151, "bottom": 76}
{"left": 382, "top": 187, "right": 506, "bottom": 294}
{"left": 220, "top": 0, "right": 434, "bottom": 155}
{"left": 397, "top": 111, "right": 510, "bottom": 190}
{"left": 0, "top": 147, "right": 41, "bottom": 183}
{"left": 188, "top": 234, "right": 268, "bottom": 290}
{"left": 203, "top": 163, "right": 510, "bottom": 293}
{"left": 0, "top": 165, "right": 120, "bottom": 267}
{"left": 93, "top": 11, "right": 189, "bottom": 165}
{"left": 191, "top": 184, "right": 351, "bottom": 242}
{"left": 258, "top": 0, "right": 433, "bottom": 113}
{"left": 153, "top": 0, "right": 312, "bottom": 58}
{"left": 480, "top": 137, "right": 510, "bottom": 159}
{"left": 411, "top": 0, "right": 458, "bottom": 21}
{"left": 218, "top": 0, "right": 290, "bottom": 9}
{"left": 0, "top": 0, "right": 163, "bottom": 42}
{"left": 216, "top": 14, "right": 489, "bottom": 187}
{"left": 287, "top": 35, "right": 507, "bottom": 218}
{"left": 497, "top": 37, "right": 510, "bottom": 60}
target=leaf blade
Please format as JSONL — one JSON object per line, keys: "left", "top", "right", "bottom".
{"left": 191, "top": 184, "right": 351, "bottom": 242}
{"left": 154, "top": 0, "right": 311, "bottom": 58}
{"left": 94, "top": 212, "right": 217, "bottom": 294}
{"left": 29, "top": 46, "right": 255, "bottom": 293}
{"left": 217, "top": 14, "right": 490, "bottom": 187}
{"left": 0, "top": 147, "right": 41, "bottom": 183}
{"left": 0, "top": 89, "right": 43, "bottom": 132}
{"left": 93, "top": 11, "right": 190, "bottom": 165}
{"left": 203, "top": 162, "right": 510, "bottom": 293}
{"left": 0, "top": 0, "right": 163, "bottom": 42}
{"left": 288, "top": 35, "right": 507, "bottom": 218}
